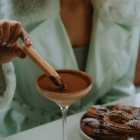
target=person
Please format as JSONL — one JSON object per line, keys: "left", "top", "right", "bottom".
{"left": 0, "top": 0, "right": 140, "bottom": 138}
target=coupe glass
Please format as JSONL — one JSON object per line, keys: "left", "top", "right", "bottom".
{"left": 36, "top": 69, "right": 92, "bottom": 140}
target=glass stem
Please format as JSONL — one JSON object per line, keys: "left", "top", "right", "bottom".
{"left": 60, "top": 106, "right": 69, "bottom": 140}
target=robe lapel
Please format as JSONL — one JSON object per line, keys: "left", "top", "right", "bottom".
{"left": 84, "top": 14, "right": 132, "bottom": 104}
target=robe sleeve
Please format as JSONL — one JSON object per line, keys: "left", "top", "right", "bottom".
{"left": 97, "top": 55, "right": 137, "bottom": 104}
{"left": 0, "top": 65, "right": 6, "bottom": 96}
{"left": 0, "top": 63, "right": 16, "bottom": 110}
{"left": 98, "top": 83, "right": 135, "bottom": 104}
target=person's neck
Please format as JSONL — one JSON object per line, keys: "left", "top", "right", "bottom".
{"left": 61, "top": 0, "right": 84, "bottom": 4}
{"left": 60, "top": 0, "right": 89, "bottom": 9}
{"left": 60, "top": 0, "right": 93, "bottom": 47}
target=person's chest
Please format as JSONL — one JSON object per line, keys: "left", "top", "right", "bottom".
{"left": 60, "top": 0, "right": 93, "bottom": 47}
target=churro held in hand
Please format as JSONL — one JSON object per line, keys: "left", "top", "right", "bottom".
{"left": 21, "top": 43, "right": 63, "bottom": 88}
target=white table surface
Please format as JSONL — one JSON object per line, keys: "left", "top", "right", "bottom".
{"left": 2, "top": 93, "right": 140, "bottom": 140}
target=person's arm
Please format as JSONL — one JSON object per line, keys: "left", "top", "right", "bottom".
{"left": 0, "top": 19, "right": 32, "bottom": 109}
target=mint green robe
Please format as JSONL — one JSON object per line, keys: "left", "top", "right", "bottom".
{"left": 0, "top": 0, "right": 140, "bottom": 138}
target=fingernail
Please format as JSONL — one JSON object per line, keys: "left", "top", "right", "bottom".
{"left": 2, "top": 42, "right": 6, "bottom": 46}
{"left": 6, "top": 43, "right": 13, "bottom": 47}
{"left": 20, "top": 52, "right": 26, "bottom": 59}
{"left": 17, "top": 50, "right": 26, "bottom": 59}
{"left": 26, "top": 39, "right": 32, "bottom": 45}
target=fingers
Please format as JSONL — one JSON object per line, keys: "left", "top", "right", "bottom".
{"left": 0, "top": 42, "right": 26, "bottom": 64}
{"left": 0, "top": 21, "right": 10, "bottom": 45}
{"left": 6, "top": 22, "right": 22, "bottom": 47}
{"left": 0, "top": 19, "right": 32, "bottom": 48}
{"left": 0, "top": 30, "right": 2, "bottom": 44}
{"left": 11, "top": 42, "right": 26, "bottom": 59}
{"left": 20, "top": 28, "right": 32, "bottom": 47}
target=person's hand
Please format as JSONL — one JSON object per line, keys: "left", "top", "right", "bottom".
{"left": 0, "top": 19, "right": 32, "bottom": 64}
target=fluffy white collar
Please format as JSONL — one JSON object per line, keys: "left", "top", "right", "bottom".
{"left": 0, "top": 0, "right": 60, "bottom": 27}
{"left": 92, "top": 0, "right": 140, "bottom": 26}
{"left": 1, "top": 0, "right": 140, "bottom": 27}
